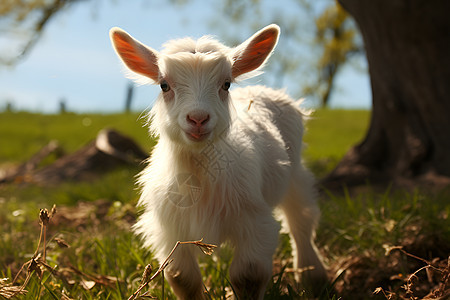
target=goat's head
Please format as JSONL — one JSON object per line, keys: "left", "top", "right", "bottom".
{"left": 110, "top": 25, "right": 279, "bottom": 148}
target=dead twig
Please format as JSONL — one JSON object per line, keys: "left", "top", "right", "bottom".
{"left": 127, "top": 239, "right": 217, "bottom": 300}
{"left": 375, "top": 246, "right": 450, "bottom": 299}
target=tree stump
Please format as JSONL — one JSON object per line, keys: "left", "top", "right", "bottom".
{"left": 0, "top": 129, "right": 148, "bottom": 185}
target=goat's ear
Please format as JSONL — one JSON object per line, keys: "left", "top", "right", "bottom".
{"left": 231, "top": 24, "right": 280, "bottom": 79}
{"left": 110, "top": 27, "right": 159, "bottom": 82}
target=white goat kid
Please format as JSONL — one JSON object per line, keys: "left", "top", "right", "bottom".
{"left": 110, "top": 24, "right": 327, "bottom": 299}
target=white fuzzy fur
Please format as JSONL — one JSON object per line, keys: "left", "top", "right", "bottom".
{"left": 110, "top": 24, "right": 327, "bottom": 299}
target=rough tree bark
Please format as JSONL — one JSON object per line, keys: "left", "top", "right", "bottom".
{"left": 324, "top": 0, "right": 450, "bottom": 189}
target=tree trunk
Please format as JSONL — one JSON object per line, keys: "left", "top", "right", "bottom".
{"left": 324, "top": 0, "right": 450, "bottom": 189}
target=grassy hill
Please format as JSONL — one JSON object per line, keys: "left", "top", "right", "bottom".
{"left": 0, "top": 109, "right": 370, "bottom": 167}
{"left": 0, "top": 112, "right": 152, "bottom": 164}
{"left": 1, "top": 110, "right": 448, "bottom": 299}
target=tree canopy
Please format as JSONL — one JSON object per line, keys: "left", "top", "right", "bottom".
{"left": 0, "top": 0, "right": 85, "bottom": 65}
{"left": 214, "top": 0, "right": 364, "bottom": 107}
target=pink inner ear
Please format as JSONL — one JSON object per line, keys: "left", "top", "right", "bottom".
{"left": 232, "top": 28, "right": 278, "bottom": 78}
{"left": 112, "top": 32, "right": 159, "bottom": 81}
{"left": 248, "top": 30, "right": 278, "bottom": 56}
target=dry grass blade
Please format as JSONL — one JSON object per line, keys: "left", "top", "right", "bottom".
{"left": 139, "top": 290, "right": 157, "bottom": 298}
{"left": 54, "top": 237, "right": 70, "bottom": 248}
{"left": 375, "top": 246, "right": 450, "bottom": 299}
{"left": 8, "top": 205, "right": 57, "bottom": 298}
{"left": 373, "top": 286, "right": 394, "bottom": 299}
{"left": 188, "top": 238, "right": 217, "bottom": 256}
{"left": 60, "top": 291, "right": 75, "bottom": 300}
{"left": 39, "top": 208, "right": 50, "bottom": 226}
{"left": 0, "top": 278, "right": 27, "bottom": 299}
{"left": 140, "top": 264, "right": 153, "bottom": 287}
{"left": 37, "top": 204, "right": 56, "bottom": 262}
{"left": 432, "top": 255, "right": 450, "bottom": 299}
{"left": 67, "top": 263, "right": 118, "bottom": 287}
{"left": 27, "top": 257, "right": 43, "bottom": 279}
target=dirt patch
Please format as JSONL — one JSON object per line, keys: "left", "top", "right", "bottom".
{"left": 329, "top": 236, "right": 450, "bottom": 299}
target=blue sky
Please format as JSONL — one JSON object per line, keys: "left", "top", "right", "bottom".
{"left": 0, "top": 0, "right": 371, "bottom": 113}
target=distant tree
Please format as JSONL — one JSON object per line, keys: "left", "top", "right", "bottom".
{"left": 5, "top": 101, "right": 14, "bottom": 112}
{"left": 0, "top": 0, "right": 185, "bottom": 66}
{"left": 310, "top": 3, "right": 361, "bottom": 107}
{"left": 215, "top": 0, "right": 363, "bottom": 107}
{"left": 324, "top": 0, "right": 450, "bottom": 188}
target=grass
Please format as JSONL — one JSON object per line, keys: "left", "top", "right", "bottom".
{"left": 0, "top": 111, "right": 153, "bottom": 164}
{"left": 319, "top": 187, "right": 450, "bottom": 258}
{"left": 318, "top": 187, "right": 450, "bottom": 298}
{"left": 304, "top": 109, "right": 370, "bottom": 160}
{"left": 1, "top": 110, "right": 449, "bottom": 299}
{"left": 303, "top": 109, "right": 370, "bottom": 177}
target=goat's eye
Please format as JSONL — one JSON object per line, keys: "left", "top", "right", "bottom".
{"left": 222, "top": 80, "right": 231, "bottom": 91}
{"left": 160, "top": 80, "right": 171, "bottom": 92}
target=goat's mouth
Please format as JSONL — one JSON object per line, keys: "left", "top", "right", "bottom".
{"left": 185, "top": 131, "right": 211, "bottom": 142}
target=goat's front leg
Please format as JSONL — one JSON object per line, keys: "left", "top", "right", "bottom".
{"left": 164, "top": 246, "right": 207, "bottom": 300}
{"left": 229, "top": 212, "right": 279, "bottom": 300}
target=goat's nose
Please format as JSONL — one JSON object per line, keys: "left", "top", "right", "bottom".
{"left": 187, "top": 111, "right": 210, "bottom": 127}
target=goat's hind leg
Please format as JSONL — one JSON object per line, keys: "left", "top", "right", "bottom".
{"left": 280, "top": 166, "right": 328, "bottom": 294}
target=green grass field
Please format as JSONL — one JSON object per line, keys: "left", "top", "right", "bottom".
{"left": 0, "top": 112, "right": 153, "bottom": 164}
{"left": 1, "top": 110, "right": 449, "bottom": 299}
